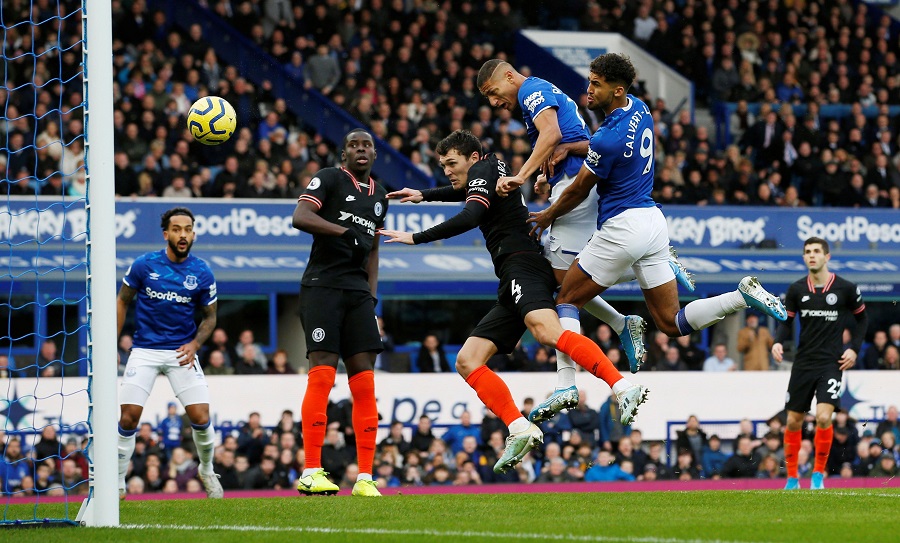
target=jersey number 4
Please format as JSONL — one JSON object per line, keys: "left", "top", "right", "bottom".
{"left": 511, "top": 279, "right": 523, "bottom": 303}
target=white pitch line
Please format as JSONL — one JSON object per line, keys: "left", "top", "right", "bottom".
{"left": 119, "top": 523, "right": 768, "bottom": 543}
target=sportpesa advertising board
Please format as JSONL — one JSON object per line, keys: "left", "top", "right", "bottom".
{"left": 3, "top": 198, "right": 900, "bottom": 296}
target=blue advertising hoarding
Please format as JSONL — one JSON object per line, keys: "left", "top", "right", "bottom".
{"left": 3, "top": 197, "right": 900, "bottom": 298}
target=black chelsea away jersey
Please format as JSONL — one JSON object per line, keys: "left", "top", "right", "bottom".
{"left": 297, "top": 167, "right": 388, "bottom": 291}
{"left": 413, "top": 154, "right": 542, "bottom": 275}
{"left": 783, "top": 273, "right": 866, "bottom": 367}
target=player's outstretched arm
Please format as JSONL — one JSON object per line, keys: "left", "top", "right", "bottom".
{"left": 177, "top": 301, "right": 217, "bottom": 368}
{"left": 386, "top": 188, "right": 424, "bottom": 203}
{"left": 528, "top": 164, "right": 598, "bottom": 237}
{"left": 379, "top": 229, "right": 414, "bottom": 245}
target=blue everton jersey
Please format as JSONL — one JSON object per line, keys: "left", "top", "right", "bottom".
{"left": 584, "top": 95, "right": 657, "bottom": 228}
{"left": 123, "top": 249, "right": 217, "bottom": 350}
{"left": 518, "top": 77, "right": 590, "bottom": 184}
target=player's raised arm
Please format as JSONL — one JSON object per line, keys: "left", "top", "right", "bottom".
{"left": 497, "top": 108, "right": 562, "bottom": 196}
{"left": 528, "top": 164, "right": 599, "bottom": 237}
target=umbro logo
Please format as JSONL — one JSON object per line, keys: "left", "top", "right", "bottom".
{"left": 312, "top": 421, "right": 325, "bottom": 427}
{"left": 346, "top": 195, "right": 356, "bottom": 201}
{"left": 148, "top": 272, "right": 159, "bottom": 281}
{"left": 801, "top": 296, "right": 810, "bottom": 302}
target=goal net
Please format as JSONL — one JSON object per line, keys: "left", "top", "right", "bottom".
{"left": 1, "top": 0, "right": 117, "bottom": 527}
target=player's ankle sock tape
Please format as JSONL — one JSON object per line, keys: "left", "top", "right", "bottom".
{"left": 118, "top": 425, "right": 137, "bottom": 437}
{"left": 556, "top": 303, "right": 580, "bottom": 320}
{"left": 557, "top": 330, "right": 622, "bottom": 388}
{"left": 349, "top": 370, "right": 378, "bottom": 475}
{"left": 464, "top": 365, "right": 521, "bottom": 426}
{"left": 675, "top": 309, "right": 696, "bottom": 336}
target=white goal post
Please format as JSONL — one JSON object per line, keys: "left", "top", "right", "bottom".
{"left": 75, "top": 0, "right": 119, "bottom": 527}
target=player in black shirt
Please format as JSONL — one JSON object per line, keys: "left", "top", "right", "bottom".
{"left": 772, "top": 237, "right": 868, "bottom": 491}
{"left": 380, "top": 130, "right": 648, "bottom": 474}
{"left": 291, "top": 129, "right": 387, "bottom": 498}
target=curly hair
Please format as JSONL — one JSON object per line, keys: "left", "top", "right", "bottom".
{"left": 589, "top": 53, "right": 637, "bottom": 89}
{"left": 160, "top": 207, "right": 195, "bottom": 230}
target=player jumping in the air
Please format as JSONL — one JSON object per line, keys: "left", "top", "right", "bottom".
{"left": 381, "top": 130, "right": 649, "bottom": 475}
{"left": 528, "top": 53, "right": 787, "bottom": 367}
{"left": 116, "top": 207, "right": 222, "bottom": 499}
{"left": 773, "top": 237, "right": 868, "bottom": 490}
{"left": 477, "top": 59, "right": 695, "bottom": 423}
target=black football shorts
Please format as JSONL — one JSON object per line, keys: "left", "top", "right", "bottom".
{"left": 784, "top": 363, "right": 844, "bottom": 413}
{"left": 299, "top": 286, "right": 383, "bottom": 358}
{"left": 470, "top": 252, "right": 557, "bottom": 354}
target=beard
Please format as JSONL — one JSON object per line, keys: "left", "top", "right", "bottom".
{"left": 168, "top": 238, "right": 193, "bottom": 259}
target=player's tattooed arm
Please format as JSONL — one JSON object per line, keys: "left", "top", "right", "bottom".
{"left": 116, "top": 284, "right": 137, "bottom": 338}
{"left": 178, "top": 301, "right": 217, "bottom": 368}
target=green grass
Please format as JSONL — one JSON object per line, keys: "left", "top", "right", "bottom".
{"left": 3, "top": 489, "right": 898, "bottom": 542}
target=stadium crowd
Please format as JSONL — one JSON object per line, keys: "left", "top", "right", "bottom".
{"left": 4, "top": 0, "right": 900, "bottom": 209}
{"left": 3, "top": 397, "right": 898, "bottom": 494}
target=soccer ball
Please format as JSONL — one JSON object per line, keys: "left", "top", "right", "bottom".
{"left": 187, "top": 96, "right": 237, "bottom": 145}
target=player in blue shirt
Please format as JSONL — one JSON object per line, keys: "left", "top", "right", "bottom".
{"left": 529, "top": 53, "right": 787, "bottom": 356}
{"left": 478, "top": 59, "right": 695, "bottom": 423}
{"left": 116, "top": 207, "right": 222, "bottom": 499}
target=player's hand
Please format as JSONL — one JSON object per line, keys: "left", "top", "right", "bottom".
{"left": 496, "top": 175, "right": 525, "bottom": 197}
{"left": 176, "top": 340, "right": 200, "bottom": 368}
{"left": 379, "top": 229, "right": 415, "bottom": 245}
{"left": 771, "top": 343, "right": 784, "bottom": 363}
{"left": 386, "top": 188, "right": 423, "bottom": 203}
{"left": 527, "top": 210, "right": 553, "bottom": 239}
{"left": 838, "top": 348, "right": 857, "bottom": 371}
{"left": 534, "top": 173, "right": 549, "bottom": 195}
{"left": 546, "top": 146, "right": 570, "bottom": 178}
{"left": 341, "top": 228, "right": 368, "bottom": 266}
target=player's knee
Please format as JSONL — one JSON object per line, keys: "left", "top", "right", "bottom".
{"left": 119, "top": 414, "right": 139, "bottom": 431}
{"left": 191, "top": 415, "right": 210, "bottom": 427}
{"left": 815, "top": 414, "right": 832, "bottom": 428}
{"left": 454, "top": 352, "right": 481, "bottom": 379}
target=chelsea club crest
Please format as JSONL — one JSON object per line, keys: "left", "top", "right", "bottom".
{"left": 183, "top": 275, "right": 198, "bottom": 290}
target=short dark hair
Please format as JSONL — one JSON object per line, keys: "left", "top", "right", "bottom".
{"left": 436, "top": 129, "right": 482, "bottom": 158}
{"left": 804, "top": 236, "right": 830, "bottom": 255}
{"left": 589, "top": 53, "right": 637, "bottom": 90}
{"left": 160, "top": 207, "right": 194, "bottom": 229}
{"left": 477, "top": 59, "right": 506, "bottom": 90}
{"left": 342, "top": 128, "right": 373, "bottom": 149}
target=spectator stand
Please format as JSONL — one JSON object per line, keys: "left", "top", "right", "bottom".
{"left": 148, "top": 0, "right": 433, "bottom": 191}
{"left": 665, "top": 419, "right": 769, "bottom": 465}
{"left": 714, "top": 102, "right": 900, "bottom": 148}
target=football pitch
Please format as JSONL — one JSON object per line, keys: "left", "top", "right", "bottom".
{"left": 4, "top": 489, "right": 898, "bottom": 542}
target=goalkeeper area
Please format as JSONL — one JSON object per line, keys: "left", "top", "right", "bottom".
{"left": 4, "top": 490, "right": 898, "bottom": 542}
